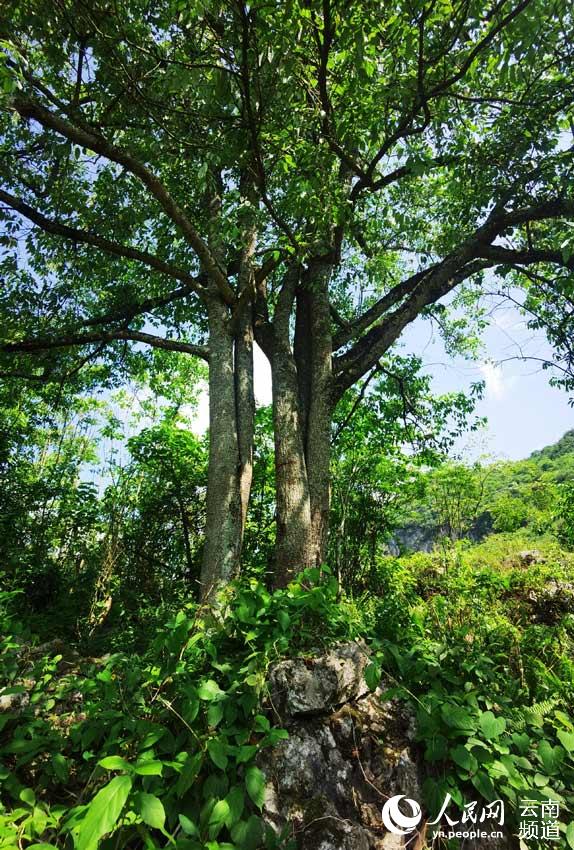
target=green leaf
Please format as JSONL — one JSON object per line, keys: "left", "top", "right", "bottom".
{"left": 277, "top": 609, "right": 290, "bottom": 631}
{"left": 479, "top": 711, "right": 506, "bottom": 739}
{"left": 470, "top": 770, "right": 496, "bottom": 801}
{"left": 253, "top": 715, "right": 270, "bottom": 733}
{"left": 178, "top": 814, "right": 198, "bottom": 836}
{"left": 557, "top": 729, "right": 574, "bottom": 753}
{"left": 207, "top": 702, "right": 224, "bottom": 728}
{"left": 198, "top": 680, "right": 225, "bottom": 701}
{"left": 225, "top": 786, "right": 244, "bottom": 827}
{"left": 511, "top": 732, "right": 531, "bottom": 754}
{"left": 98, "top": 756, "right": 132, "bottom": 772}
{"left": 450, "top": 745, "right": 478, "bottom": 773}
{"left": 441, "top": 704, "right": 477, "bottom": 732}
{"left": 537, "top": 740, "right": 565, "bottom": 775}
{"left": 364, "top": 661, "right": 381, "bottom": 692}
{"left": 134, "top": 760, "right": 163, "bottom": 776}
{"left": 231, "top": 815, "right": 263, "bottom": 850}
{"left": 425, "top": 735, "right": 448, "bottom": 762}
{"left": 207, "top": 739, "right": 228, "bottom": 770}
{"left": 134, "top": 792, "right": 165, "bottom": 831}
{"left": 27, "top": 845, "right": 60, "bottom": 850}
{"left": 236, "top": 745, "right": 259, "bottom": 764}
{"left": 208, "top": 799, "right": 230, "bottom": 839}
{"left": 51, "top": 753, "right": 69, "bottom": 782}
{"left": 176, "top": 751, "right": 203, "bottom": 797}
{"left": 245, "top": 765, "right": 266, "bottom": 810}
{"left": 20, "top": 788, "right": 36, "bottom": 806}
{"left": 75, "top": 774, "right": 132, "bottom": 850}
{"left": 566, "top": 821, "right": 574, "bottom": 850}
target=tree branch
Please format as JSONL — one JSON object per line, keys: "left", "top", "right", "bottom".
{"left": 1, "top": 329, "right": 210, "bottom": 360}
{"left": 11, "top": 95, "right": 235, "bottom": 304}
{"left": 333, "top": 264, "right": 440, "bottom": 350}
{"left": 334, "top": 258, "right": 490, "bottom": 398}
{"left": 0, "top": 187, "right": 207, "bottom": 296}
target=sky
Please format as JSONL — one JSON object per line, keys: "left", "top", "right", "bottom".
{"left": 188, "top": 297, "right": 573, "bottom": 462}
{"left": 401, "top": 303, "right": 574, "bottom": 461}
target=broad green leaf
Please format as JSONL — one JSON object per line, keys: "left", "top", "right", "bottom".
{"left": 450, "top": 745, "right": 478, "bottom": 773}
{"left": 208, "top": 799, "right": 230, "bottom": 839}
{"left": 134, "top": 792, "right": 165, "bottom": 830}
{"left": 479, "top": 711, "right": 506, "bottom": 740}
{"left": 537, "top": 740, "right": 565, "bottom": 775}
{"left": 198, "top": 680, "right": 225, "bottom": 701}
{"left": 207, "top": 739, "right": 228, "bottom": 770}
{"left": 176, "top": 752, "right": 203, "bottom": 797}
{"left": 27, "top": 845, "right": 60, "bottom": 850}
{"left": 441, "top": 704, "right": 476, "bottom": 732}
{"left": 98, "top": 756, "right": 132, "bottom": 772}
{"left": 207, "top": 702, "right": 224, "bottom": 728}
{"left": 75, "top": 774, "right": 132, "bottom": 850}
{"left": 470, "top": 770, "right": 496, "bottom": 801}
{"left": 231, "top": 815, "right": 263, "bottom": 850}
{"left": 511, "top": 733, "right": 531, "bottom": 755}
{"left": 364, "top": 661, "right": 381, "bottom": 692}
{"left": 20, "top": 788, "right": 35, "bottom": 806}
{"left": 134, "top": 760, "right": 163, "bottom": 776}
{"left": 225, "top": 786, "right": 244, "bottom": 826}
{"left": 277, "top": 610, "right": 290, "bottom": 631}
{"left": 245, "top": 766, "right": 266, "bottom": 810}
{"left": 178, "top": 813, "right": 198, "bottom": 836}
{"left": 425, "top": 736, "right": 448, "bottom": 762}
{"left": 557, "top": 730, "right": 574, "bottom": 753}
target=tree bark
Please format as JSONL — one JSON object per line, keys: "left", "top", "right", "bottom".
{"left": 267, "top": 268, "right": 314, "bottom": 586}
{"left": 266, "top": 262, "right": 334, "bottom": 586}
{"left": 235, "top": 301, "right": 255, "bottom": 530}
{"left": 304, "top": 261, "right": 334, "bottom": 565}
{"left": 271, "top": 345, "right": 314, "bottom": 586}
{"left": 200, "top": 297, "right": 254, "bottom": 600}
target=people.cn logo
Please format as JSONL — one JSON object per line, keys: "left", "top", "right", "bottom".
{"left": 381, "top": 795, "right": 423, "bottom": 835}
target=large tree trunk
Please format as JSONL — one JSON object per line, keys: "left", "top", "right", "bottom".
{"left": 271, "top": 345, "right": 314, "bottom": 586}
{"left": 235, "top": 301, "right": 255, "bottom": 530}
{"left": 200, "top": 297, "right": 254, "bottom": 600}
{"left": 267, "top": 262, "right": 334, "bottom": 587}
{"left": 265, "top": 268, "right": 312, "bottom": 586}
{"left": 304, "top": 261, "right": 334, "bottom": 565}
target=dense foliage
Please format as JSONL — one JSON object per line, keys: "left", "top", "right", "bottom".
{"left": 2, "top": 536, "right": 574, "bottom": 849}
{"left": 1, "top": 0, "right": 574, "bottom": 845}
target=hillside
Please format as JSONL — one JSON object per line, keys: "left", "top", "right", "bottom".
{"left": 394, "top": 429, "right": 574, "bottom": 551}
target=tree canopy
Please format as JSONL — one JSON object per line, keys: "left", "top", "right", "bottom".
{"left": 1, "top": 0, "right": 574, "bottom": 592}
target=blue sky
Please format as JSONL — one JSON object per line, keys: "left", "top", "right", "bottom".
{"left": 401, "top": 305, "right": 573, "bottom": 461}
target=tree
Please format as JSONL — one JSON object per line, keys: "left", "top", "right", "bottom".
{"left": 1, "top": 0, "right": 574, "bottom": 593}
{"left": 330, "top": 356, "right": 483, "bottom": 587}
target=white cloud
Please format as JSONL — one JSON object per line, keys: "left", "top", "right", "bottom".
{"left": 479, "top": 361, "right": 506, "bottom": 401}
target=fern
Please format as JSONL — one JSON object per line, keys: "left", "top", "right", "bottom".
{"left": 507, "top": 698, "right": 559, "bottom": 731}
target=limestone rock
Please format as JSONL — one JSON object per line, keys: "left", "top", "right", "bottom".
{"left": 268, "top": 640, "right": 371, "bottom": 717}
{"left": 262, "top": 642, "right": 424, "bottom": 849}
{"left": 262, "top": 641, "right": 511, "bottom": 850}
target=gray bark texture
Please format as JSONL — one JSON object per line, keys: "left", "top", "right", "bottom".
{"left": 268, "top": 262, "right": 334, "bottom": 586}
{"left": 200, "top": 297, "right": 254, "bottom": 600}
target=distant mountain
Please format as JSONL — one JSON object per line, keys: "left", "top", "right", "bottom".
{"left": 530, "top": 428, "right": 574, "bottom": 461}
{"left": 393, "top": 428, "right": 574, "bottom": 552}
